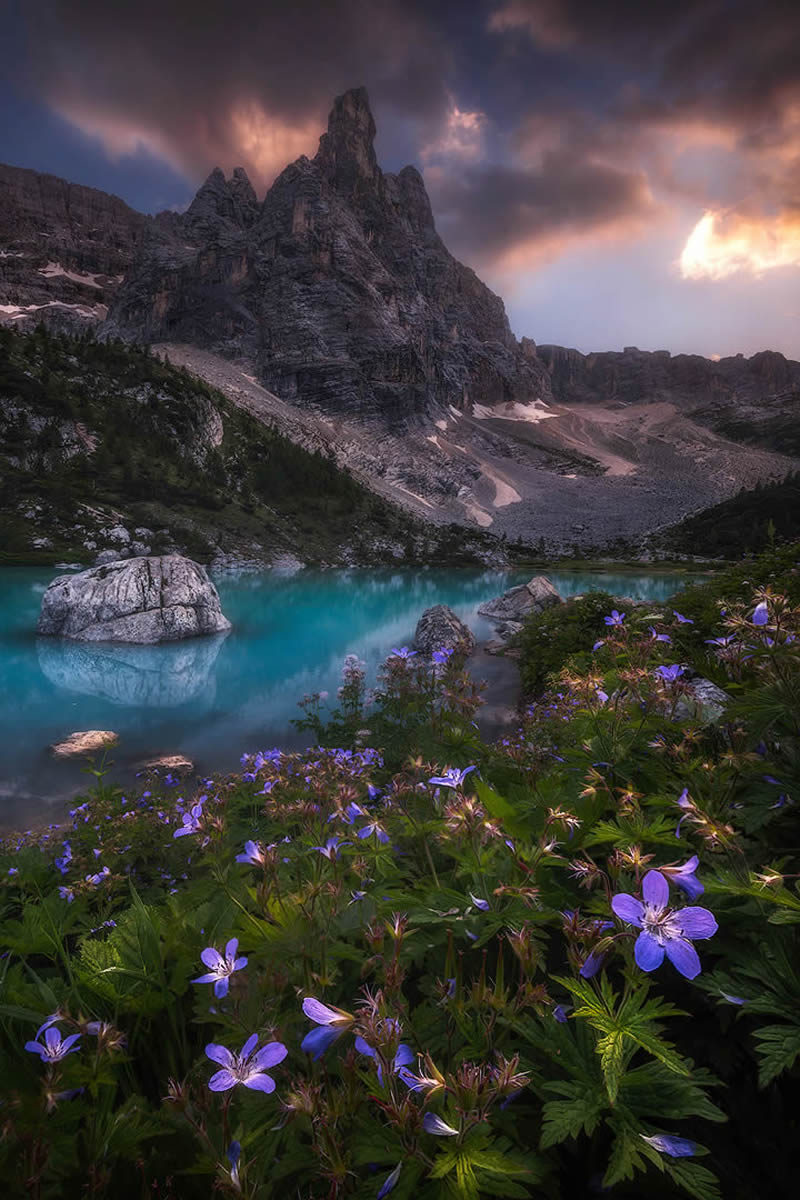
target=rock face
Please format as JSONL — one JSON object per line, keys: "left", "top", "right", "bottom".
{"left": 36, "top": 555, "right": 232, "bottom": 643}
{"left": 478, "top": 576, "right": 563, "bottom": 636}
{"left": 105, "top": 86, "right": 551, "bottom": 427}
{"left": 0, "top": 163, "right": 147, "bottom": 334}
{"left": 413, "top": 604, "right": 476, "bottom": 655}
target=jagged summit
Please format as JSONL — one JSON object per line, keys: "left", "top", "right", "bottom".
{"left": 315, "top": 86, "right": 380, "bottom": 195}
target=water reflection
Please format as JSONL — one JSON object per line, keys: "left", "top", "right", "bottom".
{"left": 37, "top": 634, "right": 228, "bottom": 708}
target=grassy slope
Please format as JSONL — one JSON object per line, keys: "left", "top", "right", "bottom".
{"left": 0, "top": 325, "right": 502, "bottom": 567}
{"left": 656, "top": 472, "right": 800, "bottom": 558}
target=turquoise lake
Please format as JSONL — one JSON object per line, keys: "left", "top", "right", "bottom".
{"left": 0, "top": 566, "right": 701, "bottom": 827}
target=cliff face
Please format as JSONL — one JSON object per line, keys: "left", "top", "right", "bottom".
{"left": 0, "top": 164, "right": 147, "bottom": 334}
{"left": 536, "top": 344, "right": 800, "bottom": 454}
{"left": 105, "top": 87, "right": 551, "bottom": 426}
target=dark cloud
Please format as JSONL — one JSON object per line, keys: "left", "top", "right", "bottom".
{"left": 18, "top": 0, "right": 457, "bottom": 187}
{"left": 426, "top": 151, "right": 655, "bottom": 266}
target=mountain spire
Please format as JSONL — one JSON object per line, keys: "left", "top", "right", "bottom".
{"left": 315, "top": 86, "right": 380, "bottom": 195}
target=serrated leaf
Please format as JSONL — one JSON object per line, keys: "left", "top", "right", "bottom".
{"left": 753, "top": 1022, "right": 800, "bottom": 1086}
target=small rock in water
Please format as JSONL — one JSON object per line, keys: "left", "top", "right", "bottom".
{"left": 140, "top": 754, "right": 194, "bottom": 774}
{"left": 414, "top": 604, "right": 476, "bottom": 655}
{"left": 51, "top": 730, "right": 118, "bottom": 758}
{"left": 478, "top": 575, "right": 562, "bottom": 633}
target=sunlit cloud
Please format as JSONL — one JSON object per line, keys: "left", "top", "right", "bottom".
{"left": 420, "top": 100, "right": 487, "bottom": 165}
{"left": 228, "top": 104, "right": 321, "bottom": 187}
{"left": 680, "top": 210, "right": 800, "bottom": 280}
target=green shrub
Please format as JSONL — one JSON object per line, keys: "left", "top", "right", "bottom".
{"left": 517, "top": 590, "right": 616, "bottom": 696}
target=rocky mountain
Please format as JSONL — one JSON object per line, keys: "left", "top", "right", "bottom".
{"left": 1, "top": 87, "right": 799, "bottom": 552}
{"left": 0, "top": 163, "right": 147, "bottom": 332}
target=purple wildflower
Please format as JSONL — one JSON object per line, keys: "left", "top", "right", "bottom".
{"left": 193, "top": 938, "right": 248, "bottom": 999}
{"left": 390, "top": 647, "right": 417, "bottom": 659}
{"left": 432, "top": 646, "right": 455, "bottom": 664}
{"left": 355, "top": 1035, "right": 415, "bottom": 1085}
{"left": 54, "top": 842, "right": 72, "bottom": 875}
{"left": 428, "top": 765, "right": 477, "bottom": 789}
{"left": 673, "top": 611, "right": 694, "bottom": 624}
{"left": 357, "top": 821, "right": 390, "bottom": 845}
{"left": 25, "top": 1026, "right": 81, "bottom": 1063}
{"left": 654, "top": 664, "right": 684, "bottom": 683}
{"left": 313, "top": 837, "right": 349, "bottom": 861}
{"left": 423, "top": 1113, "right": 460, "bottom": 1136}
{"left": 377, "top": 1163, "right": 402, "bottom": 1199}
{"left": 173, "top": 800, "right": 205, "bottom": 838}
{"left": 658, "top": 855, "right": 704, "bottom": 900}
{"left": 604, "top": 610, "right": 625, "bottom": 627}
{"left": 640, "top": 1133, "right": 697, "bottom": 1157}
{"left": 752, "top": 601, "right": 769, "bottom": 626}
{"left": 227, "top": 1141, "right": 241, "bottom": 1191}
{"left": 648, "top": 627, "right": 672, "bottom": 643}
{"left": 469, "top": 892, "right": 490, "bottom": 911}
{"left": 611, "top": 870, "right": 717, "bottom": 979}
{"left": 205, "top": 1035, "right": 287, "bottom": 1092}
{"left": 235, "top": 840, "right": 268, "bottom": 866}
{"left": 300, "top": 997, "right": 353, "bottom": 1059}
{"left": 592, "top": 639, "right": 605, "bottom": 651}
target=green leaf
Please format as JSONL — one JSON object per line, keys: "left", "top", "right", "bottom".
{"left": 753, "top": 1022, "right": 800, "bottom": 1086}
{"left": 664, "top": 1159, "right": 723, "bottom": 1200}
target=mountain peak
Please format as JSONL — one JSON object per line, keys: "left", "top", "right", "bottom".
{"left": 315, "top": 85, "right": 379, "bottom": 194}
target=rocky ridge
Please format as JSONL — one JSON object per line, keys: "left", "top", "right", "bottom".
{"left": 2, "top": 88, "right": 800, "bottom": 550}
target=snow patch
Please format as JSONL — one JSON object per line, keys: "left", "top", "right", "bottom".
{"left": 0, "top": 250, "right": 24, "bottom": 258}
{"left": 393, "top": 483, "right": 435, "bottom": 510}
{"left": 472, "top": 399, "right": 555, "bottom": 423}
{"left": 0, "top": 301, "right": 107, "bottom": 320}
{"left": 483, "top": 468, "right": 521, "bottom": 507}
{"left": 464, "top": 501, "right": 493, "bottom": 528}
{"left": 38, "top": 261, "right": 103, "bottom": 288}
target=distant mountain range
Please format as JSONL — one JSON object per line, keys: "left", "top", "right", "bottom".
{"left": 2, "top": 87, "right": 799, "bottom": 554}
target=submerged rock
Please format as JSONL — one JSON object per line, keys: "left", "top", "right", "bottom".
{"left": 413, "top": 605, "right": 476, "bottom": 656}
{"left": 36, "top": 555, "right": 231, "bottom": 643}
{"left": 478, "top": 575, "right": 563, "bottom": 635}
{"left": 139, "top": 754, "right": 194, "bottom": 774}
{"left": 51, "top": 730, "right": 118, "bottom": 758}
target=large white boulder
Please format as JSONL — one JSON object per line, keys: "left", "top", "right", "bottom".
{"left": 478, "top": 575, "right": 562, "bottom": 634}
{"left": 36, "top": 555, "right": 231, "bottom": 644}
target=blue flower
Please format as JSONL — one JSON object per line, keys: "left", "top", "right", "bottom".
{"left": 357, "top": 821, "right": 390, "bottom": 845}
{"left": 235, "top": 840, "right": 268, "bottom": 866}
{"left": 552, "top": 1004, "right": 571, "bottom": 1023}
{"left": 648, "top": 627, "right": 672, "bottom": 643}
{"left": 227, "top": 1141, "right": 241, "bottom": 1191}
{"left": 423, "top": 1112, "right": 460, "bottom": 1136}
{"left": 25, "top": 1026, "right": 81, "bottom": 1063}
{"left": 592, "top": 639, "right": 605, "bottom": 651}
{"left": 611, "top": 870, "right": 717, "bottom": 979}
{"left": 469, "top": 892, "right": 490, "bottom": 911}
{"left": 377, "top": 1163, "right": 402, "bottom": 1199}
{"left": 640, "top": 1133, "right": 697, "bottom": 1157}
{"left": 313, "top": 837, "right": 350, "bottom": 861}
{"left": 205, "top": 1035, "right": 287, "bottom": 1093}
{"left": 654, "top": 664, "right": 684, "bottom": 683}
{"left": 604, "top": 610, "right": 625, "bottom": 627}
{"left": 721, "top": 991, "right": 748, "bottom": 1005}
{"left": 54, "top": 841, "right": 72, "bottom": 875}
{"left": 428, "top": 765, "right": 477, "bottom": 789}
{"left": 390, "top": 647, "right": 417, "bottom": 659}
{"left": 432, "top": 646, "right": 454, "bottom": 664}
{"left": 193, "top": 938, "right": 248, "bottom": 999}
{"left": 355, "top": 1035, "right": 415, "bottom": 1085}
{"left": 300, "top": 997, "right": 353, "bottom": 1059}
{"left": 659, "top": 855, "right": 704, "bottom": 900}
{"left": 752, "top": 601, "right": 769, "bottom": 626}
{"left": 672, "top": 611, "right": 694, "bottom": 624}
{"left": 174, "top": 800, "right": 205, "bottom": 838}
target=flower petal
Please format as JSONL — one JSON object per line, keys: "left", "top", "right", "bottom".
{"left": 232, "top": 957, "right": 248, "bottom": 971}
{"left": 224, "top": 937, "right": 239, "bottom": 961}
{"left": 240, "top": 1033, "right": 260, "bottom": 1059}
{"left": 634, "top": 931, "right": 665, "bottom": 972}
{"left": 200, "top": 947, "right": 223, "bottom": 970}
{"left": 665, "top": 937, "right": 702, "bottom": 979}
{"left": 208, "top": 1069, "right": 237, "bottom": 1091}
{"left": 213, "top": 977, "right": 230, "bottom": 999}
{"left": 642, "top": 869, "right": 669, "bottom": 909}
{"left": 300, "top": 1025, "right": 340, "bottom": 1059}
{"left": 302, "top": 997, "right": 347, "bottom": 1025}
{"left": 243, "top": 1072, "right": 276, "bottom": 1093}
{"left": 61, "top": 1033, "right": 81, "bottom": 1053}
{"left": 611, "top": 893, "right": 645, "bottom": 927}
{"left": 250, "top": 1041, "right": 288, "bottom": 1070}
{"left": 675, "top": 907, "right": 718, "bottom": 940}
{"left": 24, "top": 1041, "right": 46, "bottom": 1057}
{"left": 423, "top": 1112, "right": 459, "bottom": 1136}
{"left": 205, "top": 1043, "right": 234, "bottom": 1068}
{"left": 641, "top": 1133, "right": 697, "bottom": 1157}
{"left": 354, "top": 1036, "right": 376, "bottom": 1058}
{"left": 192, "top": 972, "right": 218, "bottom": 985}
{"left": 394, "top": 1043, "right": 415, "bottom": 1070}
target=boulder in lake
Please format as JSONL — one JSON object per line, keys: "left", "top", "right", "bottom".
{"left": 140, "top": 754, "right": 194, "bottom": 774}
{"left": 51, "top": 730, "right": 118, "bottom": 758}
{"left": 36, "top": 555, "right": 231, "bottom": 644}
{"left": 478, "top": 575, "right": 562, "bottom": 635}
{"left": 413, "top": 605, "right": 476, "bottom": 656}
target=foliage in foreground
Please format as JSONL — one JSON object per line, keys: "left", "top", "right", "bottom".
{"left": 1, "top": 573, "right": 800, "bottom": 1198}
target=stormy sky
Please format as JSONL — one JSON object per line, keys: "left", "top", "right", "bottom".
{"left": 2, "top": 0, "right": 800, "bottom": 358}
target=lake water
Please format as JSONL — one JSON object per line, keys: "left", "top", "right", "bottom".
{"left": 0, "top": 565, "right": 701, "bottom": 828}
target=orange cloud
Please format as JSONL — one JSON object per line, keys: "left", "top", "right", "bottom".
{"left": 420, "top": 101, "right": 487, "bottom": 165}
{"left": 680, "top": 210, "right": 800, "bottom": 280}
